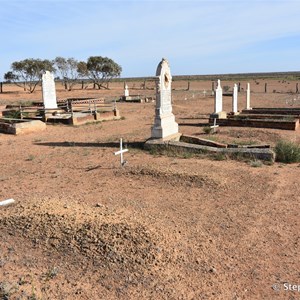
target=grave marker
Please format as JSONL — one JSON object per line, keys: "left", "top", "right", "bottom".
{"left": 246, "top": 83, "right": 251, "bottom": 109}
{"left": 42, "top": 71, "right": 58, "bottom": 109}
{"left": 124, "top": 83, "right": 129, "bottom": 97}
{"left": 151, "top": 58, "right": 179, "bottom": 139}
{"left": 214, "top": 79, "right": 223, "bottom": 113}
{"left": 232, "top": 83, "right": 238, "bottom": 113}
{"left": 210, "top": 118, "right": 219, "bottom": 133}
{"left": 114, "top": 138, "right": 128, "bottom": 166}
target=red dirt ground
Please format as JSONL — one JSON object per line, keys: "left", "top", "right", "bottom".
{"left": 0, "top": 79, "right": 300, "bottom": 299}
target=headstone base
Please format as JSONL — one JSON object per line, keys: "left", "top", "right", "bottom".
{"left": 151, "top": 113, "right": 179, "bottom": 139}
{"left": 210, "top": 111, "right": 227, "bottom": 119}
{"left": 232, "top": 111, "right": 240, "bottom": 116}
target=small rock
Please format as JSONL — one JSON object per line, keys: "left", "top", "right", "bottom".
{"left": 95, "top": 203, "right": 103, "bottom": 208}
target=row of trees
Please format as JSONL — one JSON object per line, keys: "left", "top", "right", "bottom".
{"left": 4, "top": 56, "right": 122, "bottom": 93}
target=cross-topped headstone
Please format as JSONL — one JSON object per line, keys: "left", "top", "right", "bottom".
{"left": 214, "top": 79, "right": 223, "bottom": 113}
{"left": 42, "top": 71, "right": 58, "bottom": 109}
{"left": 151, "top": 58, "right": 179, "bottom": 139}
{"left": 114, "top": 138, "right": 128, "bottom": 166}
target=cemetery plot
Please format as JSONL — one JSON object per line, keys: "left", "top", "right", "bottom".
{"left": 1, "top": 97, "right": 120, "bottom": 128}
{"left": 1, "top": 64, "right": 300, "bottom": 299}
{"left": 0, "top": 118, "right": 46, "bottom": 135}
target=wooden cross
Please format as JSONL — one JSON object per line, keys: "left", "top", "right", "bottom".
{"left": 114, "top": 138, "right": 128, "bottom": 166}
{"left": 210, "top": 118, "right": 219, "bottom": 133}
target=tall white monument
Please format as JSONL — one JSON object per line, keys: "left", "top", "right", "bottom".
{"left": 232, "top": 83, "right": 238, "bottom": 113}
{"left": 214, "top": 79, "right": 223, "bottom": 113}
{"left": 151, "top": 58, "right": 179, "bottom": 139}
{"left": 246, "top": 83, "right": 251, "bottom": 110}
{"left": 42, "top": 71, "right": 57, "bottom": 109}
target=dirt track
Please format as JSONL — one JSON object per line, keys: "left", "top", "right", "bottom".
{"left": 0, "top": 81, "right": 300, "bottom": 299}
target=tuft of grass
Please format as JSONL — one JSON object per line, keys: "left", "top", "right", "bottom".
{"left": 203, "top": 126, "right": 213, "bottom": 134}
{"left": 4, "top": 110, "right": 21, "bottom": 119}
{"left": 42, "top": 267, "right": 59, "bottom": 281}
{"left": 212, "top": 153, "right": 227, "bottom": 161}
{"left": 275, "top": 140, "right": 300, "bottom": 163}
{"left": 26, "top": 155, "right": 35, "bottom": 161}
{"left": 249, "top": 160, "right": 263, "bottom": 167}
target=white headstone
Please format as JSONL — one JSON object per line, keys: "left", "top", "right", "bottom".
{"left": 124, "top": 84, "right": 129, "bottom": 97}
{"left": 246, "top": 83, "right": 251, "bottom": 109}
{"left": 42, "top": 71, "right": 57, "bottom": 109}
{"left": 214, "top": 79, "right": 223, "bottom": 113}
{"left": 151, "top": 58, "right": 178, "bottom": 139}
{"left": 232, "top": 83, "right": 238, "bottom": 113}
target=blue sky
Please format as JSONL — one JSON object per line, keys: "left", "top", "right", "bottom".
{"left": 1, "top": 0, "right": 300, "bottom": 80}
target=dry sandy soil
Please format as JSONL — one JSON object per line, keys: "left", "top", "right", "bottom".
{"left": 0, "top": 79, "right": 300, "bottom": 299}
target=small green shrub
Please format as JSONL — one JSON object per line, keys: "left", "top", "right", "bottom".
{"left": 275, "top": 140, "right": 300, "bottom": 163}
{"left": 26, "top": 155, "right": 35, "bottom": 161}
{"left": 223, "top": 85, "right": 230, "bottom": 92}
{"left": 249, "top": 160, "right": 263, "bottom": 167}
{"left": 212, "top": 153, "right": 227, "bottom": 161}
{"left": 4, "top": 110, "right": 21, "bottom": 119}
{"left": 203, "top": 126, "right": 213, "bottom": 134}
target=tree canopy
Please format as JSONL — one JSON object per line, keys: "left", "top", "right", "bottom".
{"left": 77, "top": 56, "right": 122, "bottom": 89}
{"left": 53, "top": 57, "right": 79, "bottom": 91}
{"left": 4, "top": 55, "right": 122, "bottom": 92}
{"left": 4, "top": 58, "right": 55, "bottom": 93}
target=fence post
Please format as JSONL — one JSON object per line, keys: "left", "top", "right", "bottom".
{"left": 71, "top": 102, "right": 74, "bottom": 117}
{"left": 89, "top": 100, "right": 92, "bottom": 114}
{"left": 81, "top": 81, "right": 84, "bottom": 89}
{"left": 19, "top": 105, "right": 23, "bottom": 119}
{"left": 296, "top": 83, "right": 299, "bottom": 94}
{"left": 238, "top": 82, "right": 241, "bottom": 92}
{"left": 187, "top": 81, "right": 190, "bottom": 91}
{"left": 265, "top": 83, "right": 267, "bottom": 93}
{"left": 0, "top": 82, "right": 2, "bottom": 93}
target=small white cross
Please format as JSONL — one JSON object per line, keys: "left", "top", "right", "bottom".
{"left": 210, "top": 118, "right": 219, "bottom": 133}
{"left": 114, "top": 138, "right": 128, "bottom": 166}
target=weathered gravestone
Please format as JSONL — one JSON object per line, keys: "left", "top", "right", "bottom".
{"left": 246, "top": 83, "right": 251, "bottom": 109}
{"left": 214, "top": 79, "right": 222, "bottom": 113}
{"left": 151, "top": 58, "right": 179, "bottom": 139}
{"left": 210, "top": 79, "right": 226, "bottom": 119}
{"left": 232, "top": 83, "right": 238, "bottom": 113}
{"left": 124, "top": 83, "right": 129, "bottom": 97}
{"left": 42, "top": 71, "right": 58, "bottom": 109}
